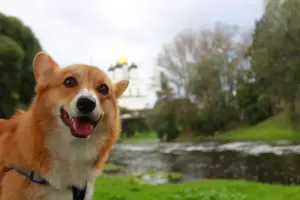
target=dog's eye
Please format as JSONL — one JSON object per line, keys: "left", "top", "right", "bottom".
{"left": 64, "top": 77, "right": 77, "bottom": 88}
{"left": 97, "top": 84, "right": 109, "bottom": 95}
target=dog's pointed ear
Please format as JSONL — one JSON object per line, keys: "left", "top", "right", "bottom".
{"left": 114, "top": 80, "right": 129, "bottom": 98}
{"left": 33, "top": 51, "right": 59, "bottom": 85}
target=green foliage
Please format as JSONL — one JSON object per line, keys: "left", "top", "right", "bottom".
{"left": 172, "top": 98, "right": 199, "bottom": 134}
{"left": 250, "top": 0, "right": 300, "bottom": 126}
{"left": 195, "top": 104, "right": 239, "bottom": 136}
{"left": 93, "top": 175, "right": 300, "bottom": 200}
{"left": 119, "top": 107, "right": 131, "bottom": 115}
{"left": 119, "top": 107, "right": 150, "bottom": 138}
{"left": 0, "top": 35, "right": 24, "bottom": 117}
{"left": 236, "top": 72, "right": 274, "bottom": 125}
{"left": 167, "top": 172, "right": 182, "bottom": 183}
{"left": 143, "top": 5, "right": 300, "bottom": 141}
{"left": 189, "top": 57, "right": 224, "bottom": 107}
{"left": 188, "top": 54, "right": 242, "bottom": 135}
{"left": 147, "top": 100, "right": 180, "bottom": 142}
{"left": 147, "top": 72, "right": 181, "bottom": 142}
{"left": 147, "top": 2, "right": 300, "bottom": 140}
{"left": 103, "top": 163, "right": 124, "bottom": 173}
{"left": 183, "top": 24, "right": 253, "bottom": 136}
{"left": 121, "top": 118, "right": 150, "bottom": 137}
{"left": 156, "top": 72, "right": 173, "bottom": 100}
{"left": 0, "top": 12, "right": 42, "bottom": 117}
{"left": 119, "top": 131, "right": 157, "bottom": 142}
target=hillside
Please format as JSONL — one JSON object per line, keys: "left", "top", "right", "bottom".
{"left": 214, "top": 113, "right": 300, "bottom": 141}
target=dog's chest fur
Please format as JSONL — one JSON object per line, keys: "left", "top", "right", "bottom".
{"left": 42, "top": 127, "right": 101, "bottom": 199}
{"left": 45, "top": 157, "right": 96, "bottom": 189}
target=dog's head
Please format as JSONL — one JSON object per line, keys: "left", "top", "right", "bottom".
{"left": 32, "top": 51, "right": 128, "bottom": 141}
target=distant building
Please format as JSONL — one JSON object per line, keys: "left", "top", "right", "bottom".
{"left": 107, "top": 56, "right": 152, "bottom": 111}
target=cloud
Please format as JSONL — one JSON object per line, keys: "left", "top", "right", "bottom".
{"left": 0, "top": 0, "right": 264, "bottom": 105}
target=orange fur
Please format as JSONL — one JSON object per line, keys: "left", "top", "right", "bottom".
{"left": 0, "top": 52, "right": 129, "bottom": 200}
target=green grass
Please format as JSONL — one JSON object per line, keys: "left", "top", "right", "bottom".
{"left": 92, "top": 175, "right": 300, "bottom": 200}
{"left": 214, "top": 113, "right": 299, "bottom": 141}
{"left": 167, "top": 172, "right": 183, "bottom": 182}
{"left": 178, "top": 113, "right": 300, "bottom": 142}
{"left": 103, "top": 163, "right": 124, "bottom": 173}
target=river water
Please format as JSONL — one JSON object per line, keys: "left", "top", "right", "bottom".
{"left": 108, "top": 140, "right": 300, "bottom": 185}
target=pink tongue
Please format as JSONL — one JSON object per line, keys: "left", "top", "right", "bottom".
{"left": 72, "top": 119, "right": 93, "bottom": 137}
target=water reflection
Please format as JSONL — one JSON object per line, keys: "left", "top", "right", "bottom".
{"left": 108, "top": 141, "right": 300, "bottom": 185}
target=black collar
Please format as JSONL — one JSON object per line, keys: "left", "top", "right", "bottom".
{"left": 8, "top": 167, "right": 87, "bottom": 200}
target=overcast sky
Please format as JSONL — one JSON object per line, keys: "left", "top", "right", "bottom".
{"left": 0, "top": 0, "right": 264, "bottom": 104}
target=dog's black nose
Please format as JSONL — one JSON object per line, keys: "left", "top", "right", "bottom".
{"left": 77, "top": 97, "right": 96, "bottom": 114}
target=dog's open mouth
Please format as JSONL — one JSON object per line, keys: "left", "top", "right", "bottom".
{"left": 60, "top": 108, "right": 98, "bottom": 138}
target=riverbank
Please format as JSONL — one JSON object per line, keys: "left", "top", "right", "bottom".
{"left": 120, "top": 113, "right": 300, "bottom": 143}
{"left": 199, "top": 112, "right": 300, "bottom": 141}
{"left": 93, "top": 175, "right": 300, "bottom": 200}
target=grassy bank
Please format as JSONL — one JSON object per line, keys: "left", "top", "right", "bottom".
{"left": 214, "top": 113, "right": 297, "bottom": 140}
{"left": 177, "top": 113, "right": 300, "bottom": 142}
{"left": 93, "top": 175, "right": 300, "bottom": 200}
{"left": 119, "top": 113, "right": 300, "bottom": 143}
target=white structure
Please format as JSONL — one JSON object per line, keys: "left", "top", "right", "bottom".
{"left": 107, "top": 56, "right": 152, "bottom": 110}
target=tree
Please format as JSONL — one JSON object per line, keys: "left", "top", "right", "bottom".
{"left": 0, "top": 12, "right": 42, "bottom": 117}
{"left": 156, "top": 22, "right": 251, "bottom": 106}
{"left": 235, "top": 70, "right": 274, "bottom": 125}
{"left": 146, "top": 72, "right": 180, "bottom": 142}
{"left": 156, "top": 72, "right": 173, "bottom": 101}
{"left": 0, "top": 36, "right": 24, "bottom": 118}
{"left": 152, "top": 22, "right": 253, "bottom": 137}
{"left": 189, "top": 22, "right": 251, "bottom": 108}
{"left": 189, "top": 57, "right": 223, "bottom": 108}
{"left": 250, "top": 0, "right": 300, "bottom": 127}
{"left": 156, "top": 29, "right": 198, "bottom": 97}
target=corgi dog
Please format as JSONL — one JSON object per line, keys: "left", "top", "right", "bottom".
{"left": 0, "top": 52, "right": 129, "bottom": 200}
